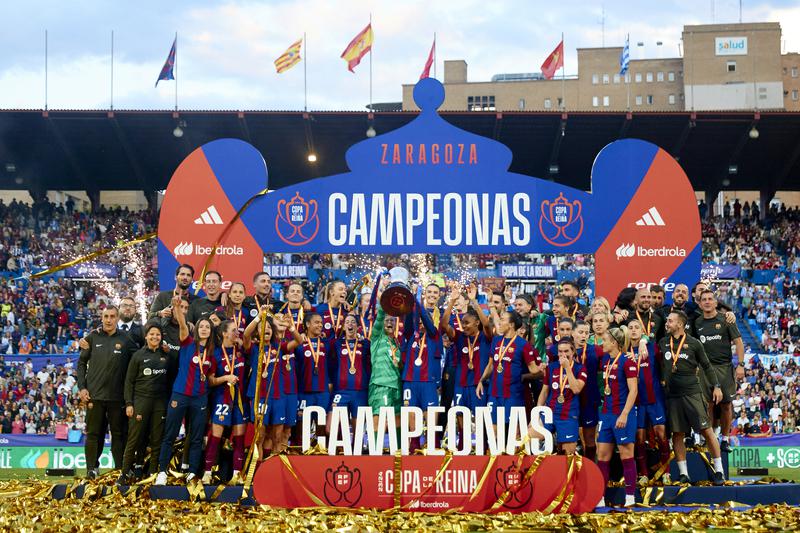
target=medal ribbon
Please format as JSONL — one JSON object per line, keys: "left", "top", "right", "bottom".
{"left": 579, "top": 344, "right": 588, "bottom": 365}
{"left": 221, "top": 345, "right": 244, "bottom": 415}
{"left": 558, "top": 360, "right": 573, "bottom": 398}
{"left": 197, "top": 343, "right": 209, "bottom": 382}
{"left": 414, "top": 332, "right": 428, "bottom": 365}
{"left": 346, "top": 339, "right": 359, "bottom": 373}
{"left": 603, "top": 351, "right": 623, "bottom": 395}
{"left": 359, "top": 313, "right": 373, "bottom": 339}
{"left": 497, "top": 334, "right": 518, "bottom": 373}
{"left": 669, "top": 334, "right": 687, "bottom": 373}
{"left": 307, "top": 338, "right": 322, "bottom": 372}
{"left": 636, "top": 310, "right": 652, "bottom": 337}
{"left": 466, "top": 334, "right": 478, "bottom": 370}
{"left": 328, "top": 307, "right": 343, "bottom": 336}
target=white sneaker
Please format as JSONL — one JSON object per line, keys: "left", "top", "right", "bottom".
{"left": 154, "top": 472, "right": 167, "bottom": 486}
{"left": 186, "top": 473, "right": 196, "bottom": 483}
{"left": 624, "top": 494, "right": 636, "bottom": 507}
{"left": 596, "top": 497, "right": 605, "bottom": 509}
{"left": 201, "top": 471, "right": 212, "bottom": 485}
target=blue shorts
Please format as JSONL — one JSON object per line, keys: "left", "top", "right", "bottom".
{"left": 637, "top": 401, "right": 667, "bottom": 429}
{"left": 298, "top": 391, "right": 331, "bottom": 411}
{"left": 453, "top": 385, "right": 487, "bottom": 411}
{"left": 544, "top": 415, "right": 580, "bottom": 443}
{"left": 331, "top": 390, "right": 369, "bottom": 418}
{"left": 597, "top": 409, "right": 637, "bottom": 445}
{"left": 579, "top": 397, "right": 600, "bottom": 428}
{"left": 487, "top": 396, "right": 525, "bottom": 425}
{"left": 403, "top": 381, "right": 439, "bottom": 409}
{"left": 250, "top": 394, "right": 298, "bottom": 426}
{"left": 212, "top": 398, "right": 248, "bottom": 426}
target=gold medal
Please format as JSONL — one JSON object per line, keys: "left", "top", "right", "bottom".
{"left": 286, "top": 362, "right": 291, "bottom": 371}
{"left": 414, "top": 358, "right": 423, "bottom": 367}
{"left": 557, "top": 394, "right": 565, "bottom": 404}
{"left": 349, "top": 367, "right": 356, "bottom": 375}
{"left": 497, "top": 365, "right": 504, "bottom": 374}
{"left": 604, "top": 385, "right": 611, "bottom": 395}
{"left": 262, "top": 369, "right": 268, "bottom": 378}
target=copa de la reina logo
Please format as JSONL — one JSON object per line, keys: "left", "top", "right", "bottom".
{"left": 275, "top": 191, "right": 320, "bottom": 246}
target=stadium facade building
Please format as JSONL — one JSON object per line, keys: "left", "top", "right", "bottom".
{"left": 402, "top": 22, "right": 800, "bottom": 113}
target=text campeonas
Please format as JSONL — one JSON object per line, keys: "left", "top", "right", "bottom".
{"left": 302, "top": 406, "right": 555, "bottom": 455}
{"left": 328, "top": 192, "right": 531, "bottom": 247}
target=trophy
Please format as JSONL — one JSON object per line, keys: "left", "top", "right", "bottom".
{"left": 345, "top": 274, "right": 372, "bottom": 310}
{"left": 380, "top": 267, "right": 415, "bottom": 316}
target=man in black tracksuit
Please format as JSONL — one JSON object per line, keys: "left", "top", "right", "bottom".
{"left": 148, "top": 264, "right": 196, "bottom": 320}
{"left": 119, "top": 321, "right": 171, "bottom": 482}
{"left": 78, "top": 305, "right": 136, "bottom": 478}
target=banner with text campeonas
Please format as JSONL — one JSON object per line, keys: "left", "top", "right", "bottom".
{"left": 157, "top": 79, "right": 700, "bottom": 300}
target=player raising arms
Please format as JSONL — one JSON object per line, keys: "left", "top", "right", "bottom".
{"left": 155, "top": 296, "right": 216, "bottom": 486}
{"left": 441, "top": 284, "right": 492, "bottom": 448}
{"left": 329, "top": 314, "right": 371, "bottom": 440}
{"left": 477, "top": 310, "right": 542, "bottom": 436}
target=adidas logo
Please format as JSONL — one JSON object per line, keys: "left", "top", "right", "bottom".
{"left": 173, "top": 242, "right": 193, "bottom": 256}
{"left": 635, "top": 206, "right": 665, "bottom": 226}
{"left": 194, "top": 205, "right": 224, "bottom": 225}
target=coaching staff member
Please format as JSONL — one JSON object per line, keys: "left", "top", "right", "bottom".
{"left": 659, "top": 311, "right": 725, "bottom": 485}
{"left": 78, "top": 305, "right": 136, "bottom": 479}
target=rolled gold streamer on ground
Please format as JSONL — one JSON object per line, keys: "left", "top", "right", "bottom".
{"left": 28, "top": 232, "right": 157, "bottom": 279}
{"left": 194, "top": 189, "right": 268, "bottom": 295}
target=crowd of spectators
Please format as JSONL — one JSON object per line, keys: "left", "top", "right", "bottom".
{"left": 732, "top": 357, "right": 799, "bottom": 436}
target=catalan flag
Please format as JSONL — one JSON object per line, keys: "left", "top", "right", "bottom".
{"left": 275, "top": 38, "right": 303, "bottom": 74}
{"left": 341, "top": 23, "right": 373, "bottom": 73}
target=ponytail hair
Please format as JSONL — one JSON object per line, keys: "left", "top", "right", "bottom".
{"left": 608, "top": 326, "right": 631, "bottom": 353}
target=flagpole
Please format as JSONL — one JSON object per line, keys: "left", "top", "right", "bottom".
{"left": 626, "top": 34, "right": 631, "bottom": 111}
{"left": 110, "top": 30, "right": 114, "bottom": 110}
{"left": 369, "top": 13, "right": 373, "bottom": 111}
{"left": 304, "top": 32, "right": 308, "bottom": 112}
{"left": 174, "top": 31, "right": 178, "bottom": 111}
{"left": 44, "top": 30, "right": 48, "bottom": 111}
{"left": 561, "top": 32, "right": 565, "bottom": 110}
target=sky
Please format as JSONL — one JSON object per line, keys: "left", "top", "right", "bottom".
{"left": 1, "top": 0, "right": 799, "bottom": 111}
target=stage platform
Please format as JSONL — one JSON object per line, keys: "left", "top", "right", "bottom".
{"left": 52, "top": 481, "right": 799, "bottom": 509}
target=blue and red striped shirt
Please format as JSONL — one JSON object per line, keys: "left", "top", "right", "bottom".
{"left": 577, "top": 343, "right": 603, "bottom": 409}
{"left": 634, "top": 340, "right": 664, "bottom": 405}
{"left": 295, "top": 337, "right": 332, "bottom": 393}
{"left": 488, "top": 335, "right": 538, "bottom": 399}
{"left": 450, "top": 330, "right": 491, "bottom": 387}
{"left": 316, "top": 304, "right": 346, "bottom": 339}
{"left": 330, "top": 338, "right": 371, "bottom": 391}
{"left": 600, "top": 351, "right": 638, "bottom": 415}
{"left": 210, "top": 345, "right": 248, "bottom": 408}
{"left": 544, "top": 360, "right": 587, "bottom": 420}
{"left": 246, "top": 340, "right": 289, "bottom": 400}
{"left": 173, "top": 336, "right": 215, "bottom": 396}
{"left": 401, "top": 329, "right": 442, "bottom": 384}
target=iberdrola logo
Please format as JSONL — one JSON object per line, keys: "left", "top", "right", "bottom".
{"left": 19, "top": 449, "right": 49, "bottom": 468}
{"left": 275, "top": 192, "right": 320, "bottom": 246}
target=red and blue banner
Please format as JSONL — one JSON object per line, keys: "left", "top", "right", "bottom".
{"left": 157, "top": 78, "right": 700, "bottom": 300}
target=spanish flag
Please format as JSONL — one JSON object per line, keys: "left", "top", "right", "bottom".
{"left": 341, "top": 23, "right": 373, "bottom": 73}
{"left": 275, "top": 38, "right": 303, "bottom": 74}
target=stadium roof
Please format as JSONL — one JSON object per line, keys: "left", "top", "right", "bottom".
{"left": 1, "top": 108, "right": 799, "bottom": 194}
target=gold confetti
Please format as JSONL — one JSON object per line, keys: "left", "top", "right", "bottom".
{"left": 0, "top": 479, "right": 798, "bottom": 532}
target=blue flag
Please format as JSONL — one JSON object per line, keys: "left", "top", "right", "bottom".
{"left": 155, "top": 37, "right": 176, "bottom": 87}
{"left": 619, "top": 34, "right": 630, "bottom": 76}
